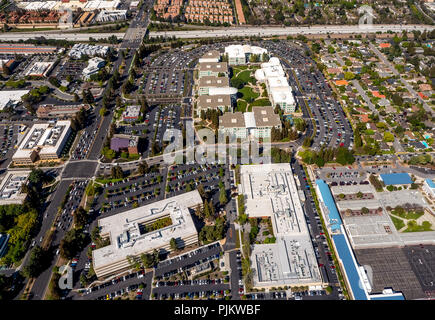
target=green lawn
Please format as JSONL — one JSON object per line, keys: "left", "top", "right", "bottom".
{"left": 391, "top": 208, "right": 424, "bottom": 220}
{"left": 239, "top": 86, "right": 259, "bottom": 102}
{"left": 404, "top": 220, "right": 433, "bottom": 232}
{"left": 237, "top": 100, "right": 248, "bottom": 112}
{"left": 390, "top": 215, "right": 405, "bottom": 230}
{"left": 250, "top": 98, "right": 272, "bottom": 107}
{"left": 236, "top": 70, "right": 256, "bottom": 84}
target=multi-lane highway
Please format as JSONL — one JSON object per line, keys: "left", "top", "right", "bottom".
{"left": 150, "top": 24, "right": 435, "bottom": 39}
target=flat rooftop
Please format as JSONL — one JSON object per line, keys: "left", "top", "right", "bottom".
{"left": 240, "top": 164, "right": 321, "bottom": 287}
{"left": 355, "top": 246, "right": 435, "bottom": 300}
{"left": 380, "top": 173, "right": 412, "bottom": 185}
{"left": 0, "top": 171, "right": 30, "bottom": 205}
{"left": 92, "top": 191, "right": 202, "bottom": 270}
{"left": 13, "top": 120, "right": 71, "bottom": 159}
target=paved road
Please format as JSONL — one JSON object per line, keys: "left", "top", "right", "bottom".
{"left": 73, "top": 272, "right": 153, "bottom": 300}
{"left": 150, "top": 24, "right": 435, "bottom": 39}
{"left": 0, "top": 33, "right": 124, "bottom": 41}
{"left": 24, "top": 180, "right": 72, "bottom": 300}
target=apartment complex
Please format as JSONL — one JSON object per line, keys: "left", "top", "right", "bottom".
{"left": 153, "top": 0, "right": 182, "bottom": 20}
{"left": 92, "top": 191, "right": 203, "bottom": 278}
{"left": 12, "top": 121, "right": 71, "bottom": 164}
{"left": 184, "top": 0, "right": 234, "bottom": 24}
{"left": 255, "top": 57, "right": 296, "bottom": 113}
{"left": 218, "top": 107, "right": 281, "bottom": 139}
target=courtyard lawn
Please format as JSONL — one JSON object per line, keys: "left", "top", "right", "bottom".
{"left": 239, "top": 86, "right": 259, "bottom": 102}
{"left": 237, "top": 99, "right": 248, "bottom": 112}
{"left": 390, "top": 215, "right": 405, "bottom": 231}
{"left": 391, "top": 208, "right": 424, "bottom": 220}
{"left": 404, "top": 220, "right": 433, "bottom": 232}
{"left": 250, "top": 98, "right": 272, "bottom": 107}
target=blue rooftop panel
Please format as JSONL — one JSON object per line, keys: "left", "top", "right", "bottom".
{"left": 332, "top": 234, "right": 368, "bottom": 300}
{"left": 379, "top": 173, "right": 412, "bottom": 185}
{"left": 315, "top": 180, "right": 342, "bottom": 230}
{"left": 370, "top": 294, "right": 405, "bottom": 300}
{"left": 426, "top": 179, "right": 435, "bottom": 189}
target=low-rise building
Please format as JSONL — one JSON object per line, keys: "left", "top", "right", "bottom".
{"left": 92, "top": 191, "right": 203, "bottom": 278}
{"left": 83, "top": 57, "right": 106, "bottom": 80}
{"left": 255, "top": 57, "right": 296, "bottom": 113}
{"left": 69, "top": 43, "right": 109, "bottom": 59}
{"left": 121, "top": 105, "right": 141, "bottom": 122}
{"left": 423, "top": 179, "right": 435, "bottom": 198}
{"left": 198, "top": 50, "right": 221, "bottom": 63}
{"left": 110, "top": 134, "right": 139, "bottom": 154}
{"left": 198, "top": 76, "right": 229, "bottom": 95}
{"left": 218, "top": 107, "right": 281, "bottom": 139}
{"left": 0, "top": 90, "right": 29, "bottom": 111}
{"left": 12, "top": 120, "right": 71, "bottom": 164}
{"left": 95, "top": 9, "right": 127, "bottom": 22}
{"left": 36, "top": 104, "right": 90, "bottom": 119}
{"left": 0, "top": 171, "right": 30, "bottom": 205}
{"left": 240, "top": 164, "right": 322, "bottom": 288}
{"left": 197, "top": 94, "right": 232, "bottom": 116}
{"left": 224, "top": 45, "right": 267, "bottom": 65}
{"left": 198, "top": 62, "right": 228, "bottom": 78}
{"left": 25, "top": 61, "right": 54, "bottom": 77}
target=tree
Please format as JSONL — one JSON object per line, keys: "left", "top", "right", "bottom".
{"left": 169, "top": 238, "right": 178, "bottom": 251}
{"left": 99, "top": 107, "right": 107, "bottom": 117}
{"left": 219, "top": 187, "right": 228, "bottom": 206}
{"left": 74, "top": 207, "right": 89, "bottom": 229}
{"left": 111, "top": 166, "right": 124, "bottom": 179}
{"left": 137, "top": 161, "right": 149, "bottom": 175}
{"left": 23, "top": 246, "right": 48, "bottom": 278}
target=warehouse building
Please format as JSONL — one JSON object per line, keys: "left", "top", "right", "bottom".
{"left": 92, "top": 191, "right": 203, "bottom": 278}
{"left": 239, "top": 164, "right": 322, "bottom": 288}
{"left": 12, "top": 120, "right": 71, "bottom": 164}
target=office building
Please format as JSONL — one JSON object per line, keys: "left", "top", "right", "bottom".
{"left": 92, "top": 191, "right": 203, "bottom": 278}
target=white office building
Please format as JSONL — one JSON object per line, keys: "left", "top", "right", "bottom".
{"left": 224, "top": 45, "right": 268, "bottom": 65}
{"left": 255, "top": 57, "right": 296, "bottom": 113}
